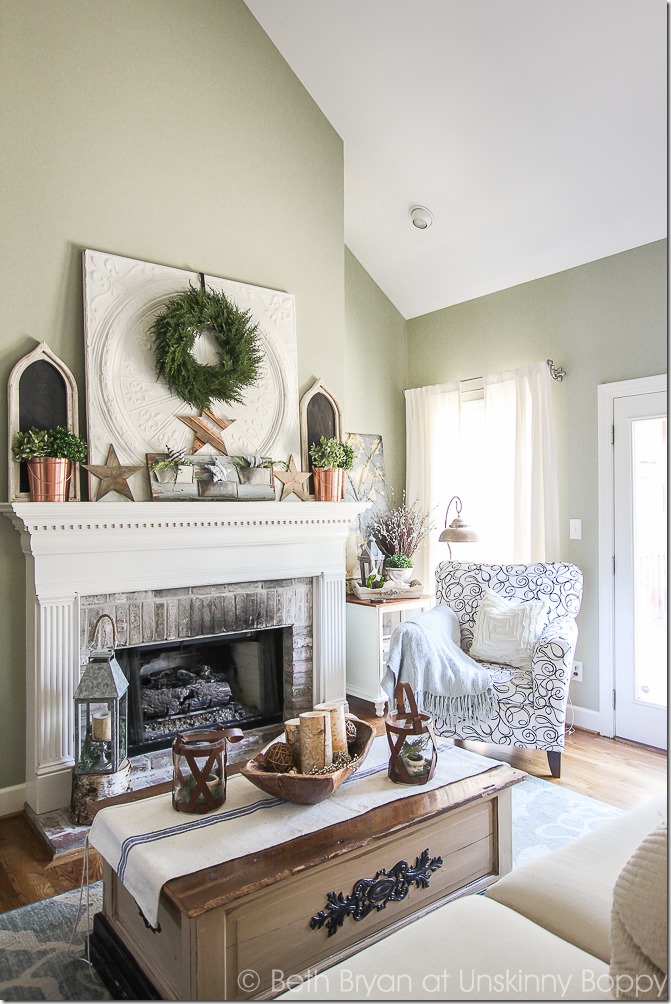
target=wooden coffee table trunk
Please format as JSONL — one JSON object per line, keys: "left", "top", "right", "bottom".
{"left": 90, "top": 763, "right": 524, "bottom": 1000}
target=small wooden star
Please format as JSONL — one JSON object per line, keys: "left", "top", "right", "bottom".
{"left": 274, "top": 455, "right": 312, "bottom": 501}
{"left": 84, "top": 445, "right": 142, "bottom": 501}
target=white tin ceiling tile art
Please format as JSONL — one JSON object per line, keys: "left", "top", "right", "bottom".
{"left": 83, "top": 250, "right": 300, "bottom": 501}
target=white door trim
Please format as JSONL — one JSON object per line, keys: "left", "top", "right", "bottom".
{"left": 597, "top": 374, "right": 667, "bottom": 738}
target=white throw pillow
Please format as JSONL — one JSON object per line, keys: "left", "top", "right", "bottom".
{"left": 469, "top": 588, "right": 550, "bottom": 669}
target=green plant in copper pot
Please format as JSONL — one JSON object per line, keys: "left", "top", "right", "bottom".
{"left": 309, "top": 436, "right": 354, "bottom": 501}
{"left": 13, "top": 426, "right": 88, "bottom": 501}
{"left": 308, "top": 436, "right": 354, "bottom": 471}
{"left": 13, "top": 426, "right": 88, "bottom": 464}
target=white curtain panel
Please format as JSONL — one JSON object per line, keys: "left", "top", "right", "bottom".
{"left": 405, "top": 382, "right": 459, "bottom": 589}
{"left": 485, "top": 362, "right": 559, "bottom": 562}
{"left": 405, "top": 362, "right": 559, "bottom": 587}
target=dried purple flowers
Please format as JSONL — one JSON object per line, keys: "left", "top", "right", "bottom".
{"left": 368, "top": 493, "right": 434, "bottom": 559}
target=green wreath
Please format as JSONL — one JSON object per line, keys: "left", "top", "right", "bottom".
{"left": 151, "top": 284, "right": 263, "bottom": 411}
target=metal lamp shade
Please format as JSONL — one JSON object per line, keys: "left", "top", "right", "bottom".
{"left": 439, "top": 496, "right": 479, "bottom": 556}
{"left": 438, "top": 519, "right": 479, "bottom": 544}
{"left": 74, "top": 647, "right": 128, "bottom": 775}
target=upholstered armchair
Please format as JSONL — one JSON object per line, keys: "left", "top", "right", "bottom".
{"left": 433, "top": 561, "right": 583, "bottom": 777}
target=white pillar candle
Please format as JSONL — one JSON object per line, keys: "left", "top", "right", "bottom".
{"left": 91, "top": 710, "right": 112, "bottom": 742}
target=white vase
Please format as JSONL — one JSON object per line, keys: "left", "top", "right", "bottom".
{"left": 386, "top": 566, "right": 413, "bottom": 587}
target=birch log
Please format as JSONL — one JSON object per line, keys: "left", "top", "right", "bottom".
{"left": 299, "top": 711, "right": 332, "bottom": 773}
{"left": 283, "top": 718, "right": 302, "bottom": 770}
{"left": 314, "top": 702, "right": 348, "bottom": 756}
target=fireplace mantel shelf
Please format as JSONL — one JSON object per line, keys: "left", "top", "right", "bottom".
{"left": 1, "top": 500, "right": 368, "bottom": 535}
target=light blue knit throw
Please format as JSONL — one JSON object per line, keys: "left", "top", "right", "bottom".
{"left": 382, "top": 605, "right": 497, "bottom": 729}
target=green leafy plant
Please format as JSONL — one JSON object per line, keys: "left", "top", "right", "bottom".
{"left": 385, "top": 552, "right": 413, "bottom": 569}
{"left": 366, "top": 570, "right": 384, "bottom": 589}
{"left": 400, "top": 734, "right": 431, "bottom": 762}
{"left": 151, "top": 446, "right": 192, "bottom": 483}
{"left": 13, "top": 426, "right": 88, "bottom": 464}
{"left": 229, "top": 454, "right": 285, "bottom": 470}
{"left": 369, "top": 492, "right": 434, "bottom": 559}
{"left": 309, "top": 436, "right": 355, "bottom": 470}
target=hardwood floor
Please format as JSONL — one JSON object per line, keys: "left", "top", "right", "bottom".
{"left": 0, "top": 711, "right": 665, "bottom": 914}
{"left": 346, "top": 698, "right": 667, "bottom": 811}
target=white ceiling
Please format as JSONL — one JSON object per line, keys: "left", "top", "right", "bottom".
{"left": 245, "top": 0, "right": 666, "bottom": 319}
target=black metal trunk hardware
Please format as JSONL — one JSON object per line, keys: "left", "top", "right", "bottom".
{"left": 310, "top": 848, "right": 443, "bottom": 936}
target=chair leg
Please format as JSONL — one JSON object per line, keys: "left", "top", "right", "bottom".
{"left": 547, "top": 751, "right": 561, "bottom": 778}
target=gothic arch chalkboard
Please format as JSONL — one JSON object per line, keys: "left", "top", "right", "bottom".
{"left": 299, "top": 377, "right": 343, "bottom": 483}
{"left": 7, "top": 342, "right": 81, "bottom": 500}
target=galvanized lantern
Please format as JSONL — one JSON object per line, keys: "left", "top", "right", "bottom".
{"left": 172, "top": 724, "right": 244, "bottom": 814}
{"left": 74, "top": 613, "right": 128, "bottom": 775}
{"left": 385, "top": 682, "right": 438, "bottom": 785}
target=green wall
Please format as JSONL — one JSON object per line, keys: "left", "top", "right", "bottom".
{"left": 344, "top": 248, "right": 408, "bottom": 498}
{"left": 0, "top": 0, "right": 353, "bottom": 793}
{"left": 407, "top": 240, "right": 668, "bottom": 712}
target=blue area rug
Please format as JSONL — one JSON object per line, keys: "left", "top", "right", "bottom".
{"left": 0, "top": 776, "right": 623, "bottom": 1001}
{"left": 511, "top": 773, "right": 621, "bottom": 867}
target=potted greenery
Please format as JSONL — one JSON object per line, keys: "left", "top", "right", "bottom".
{"left": 151, "top": 446, "right": 194, "bottom": 485}
{"left": 13, "top": 426, "right": 88, "bottom": 502}
{"left": 385, "top": 551, "right": 414, "bottom": 586}
{"left": 308, "top": 436, "right": 355, "bottom": 501}
{"left": 230, "top": 454, "right": 283, "bottom": 486}
{"left": 400, "top": 735, "right": 431, "bottom": 776}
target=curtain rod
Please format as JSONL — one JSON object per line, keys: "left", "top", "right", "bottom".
{"left": 460, "top": 359, "right": 567, "bottom": 385}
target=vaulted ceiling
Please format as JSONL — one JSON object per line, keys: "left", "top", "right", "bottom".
{"left": 245, "top": 0, "right": 666, "bottom": 319}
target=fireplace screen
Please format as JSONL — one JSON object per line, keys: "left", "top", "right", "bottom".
{"left": 116, "top": 628, "right": 284, "bottom": 755}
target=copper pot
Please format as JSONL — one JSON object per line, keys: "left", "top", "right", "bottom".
{"left": 27, "top": 457, "right": 73, "bottom": 502}
{"left": 313, "top": 467, "right": 344, "bottom": 501}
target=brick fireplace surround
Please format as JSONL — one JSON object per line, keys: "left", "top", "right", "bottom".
{"left": 1, "top": 500, "right": 367, "bottom": 814}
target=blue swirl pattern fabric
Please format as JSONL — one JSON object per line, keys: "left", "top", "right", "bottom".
{"left": 433, "top": 562, "right": 583, "bottom": 753}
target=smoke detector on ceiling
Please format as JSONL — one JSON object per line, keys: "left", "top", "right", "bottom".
{"left": 410, "top": 205, "right": 434, "bottom": 229}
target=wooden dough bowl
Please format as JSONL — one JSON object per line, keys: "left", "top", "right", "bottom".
{"left": 240, "top": 717, "right": 375, "bottom": 804}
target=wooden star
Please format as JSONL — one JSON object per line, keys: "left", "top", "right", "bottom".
{"left": 274, "top": 455, "right": 312, "bottom": 501}
{"left": 177, "top": 409, "right": 236, "bottom": 453}
{"left": 84, "top": 445, "right": 142, "bottom": 501}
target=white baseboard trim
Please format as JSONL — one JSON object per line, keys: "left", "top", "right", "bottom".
{"left": 0, "top": 782, "right": 27, "bottom": 819}
{"left": 569, "top": 704, "right": 611, "bottom": 736}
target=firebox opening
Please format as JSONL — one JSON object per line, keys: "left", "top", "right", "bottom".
{"left": 116, "top": 628, "right": 286, "bottom": 756}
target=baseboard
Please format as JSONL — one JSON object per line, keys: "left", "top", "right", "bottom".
{"left": 569, "top": 704, "right": 610, "bottom": 736}
{"left": 0, "top": 782, "right": 27, "bottom": 818}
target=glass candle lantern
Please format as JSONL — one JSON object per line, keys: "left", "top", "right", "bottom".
{"left": 172, "top": 724, "right": 244, "bottom": 814}
{"left": 385, "top": 682, "right": 438, "bottom": 785}
{"left": 74, "top": 614, "right": 128, "bottom": 775}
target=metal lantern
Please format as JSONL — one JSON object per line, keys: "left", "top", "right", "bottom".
{"left": 74, "top": 613, "right": 128, "bottom": 775}
{"left": 385, "top": 682, "right": 438, "bottom": 785}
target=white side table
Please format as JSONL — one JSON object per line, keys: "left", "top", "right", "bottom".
{"left": 345, "top": 594, "right": 434, "bottom": 716}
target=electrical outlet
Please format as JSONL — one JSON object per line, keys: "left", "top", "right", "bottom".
{"left": 572, "top": 661, "right": 583, "bottom": 682}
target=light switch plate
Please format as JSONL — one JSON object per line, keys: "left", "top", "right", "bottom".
{"left": 569, "top": 518, "right": 582, "bottom": 539}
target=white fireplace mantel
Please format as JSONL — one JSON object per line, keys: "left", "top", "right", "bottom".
{"left": 2, "top": 500, "right": 368, "bottom": 812}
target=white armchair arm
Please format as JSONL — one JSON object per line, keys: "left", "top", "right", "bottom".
{"left": 531, "top": 616, "right": 579, "bottom": 713}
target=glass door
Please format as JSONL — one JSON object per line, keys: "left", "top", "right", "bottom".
{"left": 613, "top": 391, "right": 667, "bottom": 749}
